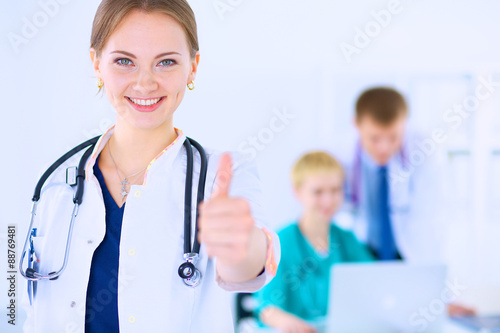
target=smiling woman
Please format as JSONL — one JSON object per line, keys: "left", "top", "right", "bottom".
{"left": 19, "top": 0, "right": 280, "bottom": 332}
{"left": 87, "top": 2, "right": 201, "bottom": 220}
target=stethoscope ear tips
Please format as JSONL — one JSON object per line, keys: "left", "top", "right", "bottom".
{"left": 26, "top": 268, "right": 36, "bottom": 279}
{"left": 24, "top": 268, "right": 59, "bottom": 280}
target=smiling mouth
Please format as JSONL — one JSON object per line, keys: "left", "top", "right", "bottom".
{"left": 126, "top": 96, "right": 164, "bottom": 106}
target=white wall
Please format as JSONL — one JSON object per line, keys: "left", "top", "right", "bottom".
{"left": 2, "top": 0, "right": 500, "bottom": 331}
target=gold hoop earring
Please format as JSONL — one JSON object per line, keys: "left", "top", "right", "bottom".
{"left": 97, "top": 78, "right": 104, "bottom": 89}
{"left": 187, "top": 81, "right": 195, "bottom": 90}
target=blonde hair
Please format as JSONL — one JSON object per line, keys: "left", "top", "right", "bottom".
{"left": 90, "top": 0, "right": 199, "bottom": 93}
{"left": 290, "top": 151, "right": 344, "bottom": 188}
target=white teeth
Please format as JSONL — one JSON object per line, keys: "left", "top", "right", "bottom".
{"left": 129, "top": 97, "right": 162, "bottom": 106}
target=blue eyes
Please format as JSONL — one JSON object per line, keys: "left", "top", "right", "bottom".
{"left": 159, "top": 59, "right": 174, "bottom": 66}
{"left": 115, "top": 58, "right": 176, "bottom": 67}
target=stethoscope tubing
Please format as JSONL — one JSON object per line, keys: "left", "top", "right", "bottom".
{"left": 20, "top": 135, "right": 208, "bottom": 288}
{"left": 20, "top": 138, "right": 98, "bottom": 282}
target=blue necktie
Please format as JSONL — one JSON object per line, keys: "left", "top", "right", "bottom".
{"left": 378, "top": 166, "right": 397, "bottom": 260}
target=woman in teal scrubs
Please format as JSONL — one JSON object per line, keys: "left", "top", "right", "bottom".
{"left": 253, "top": 151, "right": 374, "bottom": 332}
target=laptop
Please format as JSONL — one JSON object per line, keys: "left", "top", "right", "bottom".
{"left": 451, "top": 315, "right": 500, "bottom": 332}
{"left": 326, "top": 262, "right": 448, "bottom": 333}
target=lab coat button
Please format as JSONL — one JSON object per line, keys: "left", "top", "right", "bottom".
{"left": 129, "top": 316, "right": 135, "bottom": 323}
{"left": 70, "top": 301, "right": 76, "bottom": 308}
{"left": 129, "top": 249, "right": 136, "bottom": 255}
{"left": 134, "top": 190, "right": 141, "bottom": 197}
{"left": 87, "top": 239, "right": 93, "bottom": 244}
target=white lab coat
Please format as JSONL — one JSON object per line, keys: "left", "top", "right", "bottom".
{"left": 20, "top": 124, "right": 281, "bottom": 333}
{"left": 333, "top": 132, "right": 448, "bottom": 263}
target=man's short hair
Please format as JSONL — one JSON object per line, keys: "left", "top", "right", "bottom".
{"left": 355, "top": 87, "right": 408, "bottom": 125}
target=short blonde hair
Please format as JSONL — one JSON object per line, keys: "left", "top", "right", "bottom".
{"left": 290, "top": 151, "right": 344, "bottom": 188}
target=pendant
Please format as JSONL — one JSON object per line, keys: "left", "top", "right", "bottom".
{"left": 120, "top": 178, "right": 129, "bottom": 200}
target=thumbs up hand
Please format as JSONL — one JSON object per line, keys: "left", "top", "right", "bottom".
{"left": 210, "top": 152, "right": 234, "bottom": 199}
{"left": 198, "top": 152, "right": 268, "bottom": 282}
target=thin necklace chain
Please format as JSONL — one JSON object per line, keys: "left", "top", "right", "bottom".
{"left": 107, "top": 139, "right": 147, "bottom": 200}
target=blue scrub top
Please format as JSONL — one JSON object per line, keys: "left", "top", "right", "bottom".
{"left": 253, "top": 222, "right": 375, "bottom": 325}
{"left": 85, "top": 152, "right": 124, "bottom": 332}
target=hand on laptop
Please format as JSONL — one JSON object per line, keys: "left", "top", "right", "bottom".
{"left": 448, "top": 303, "right": 477, "bottom": 317}
{"left": 260, "top": 306, "right": 318, "bottom": 333}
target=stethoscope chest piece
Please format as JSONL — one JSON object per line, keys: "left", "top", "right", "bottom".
{"left": 178, "top": 253, "right": 202, "bottom": 287}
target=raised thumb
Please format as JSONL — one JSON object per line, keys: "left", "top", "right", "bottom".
{"left": 212, "top": 152, "right": 233, "bottom": 198}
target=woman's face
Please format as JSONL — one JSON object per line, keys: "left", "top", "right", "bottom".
{"left": 294, "top": 171, "right": 344, "bottom": 221}
{"left": 90, "top": 10, "right": 199, "bottom": 130}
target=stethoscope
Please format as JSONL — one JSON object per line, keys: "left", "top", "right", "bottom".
{"left": 19, "top": 134, "right": 208, "bottom": 305}
{"left": 349, "top": 140, "right": 408, "bottom": 208}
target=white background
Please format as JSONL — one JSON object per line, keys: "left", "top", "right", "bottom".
{"left": 2, "top": 0, "right": 500, "bottom": 331}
